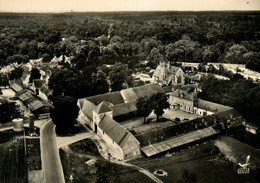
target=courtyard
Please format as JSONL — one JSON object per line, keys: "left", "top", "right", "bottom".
{"left": 121, "top": 109, "right": 200, "bottom": 133}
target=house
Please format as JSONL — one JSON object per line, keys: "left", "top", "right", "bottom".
{"left": 16, "top": 90, "right": 52, "bottom": 117}
{"left": 168, "top": 85, "right": 233, "bottom": 117}
{"left": 169, "top": 87, "right": 197, "bottom": 113}
{"left": 93, "top": 102, "right": 141, "bottom": 160}
{"left": 153, "top": 61, "right": 185, "bottom": 85}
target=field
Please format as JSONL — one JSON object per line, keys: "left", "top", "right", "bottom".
{"left": 59, "top": 139, "right": 154, "bottom": 183}
{"left": 0, "top": 137, "right": 27, "bottom": 183}
{"left": 0, "top": 127, "right": 41, "bottom": 183}
{"left": 130, "top": 137, "right": 258, "bottom": 183}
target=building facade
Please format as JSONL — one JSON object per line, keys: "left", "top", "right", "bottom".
{"left": 153, "top": 61, "right": 185, "bottom": 85}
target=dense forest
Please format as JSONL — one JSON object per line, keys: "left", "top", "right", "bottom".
{"left": 0, "top": 12, "right": 259, "bottom": 70}
{"left": 0, "top": 12, "right": 260, "bottom": 125}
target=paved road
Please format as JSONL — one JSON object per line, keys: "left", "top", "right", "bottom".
{"left": 40, "top": 120, "right": 65, "bottom": 183}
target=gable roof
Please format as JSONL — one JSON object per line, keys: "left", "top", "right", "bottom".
{"left": 86, "top": 91, "right": 124, "bottom": 105}
{"left": 111, "top": 101, "right": 137, "bottom": 117}
{"left": 99, "top": 114, "right": 139, "bottom": 148}
{"left": 17, "top": 90, "right": 52, "bottom": 111}
{"left": 80, "top": 99, "right": 96, "bottom": 120}
{"left": 162, "top": 86, "right": 173, "bottom": 93}
{"left": 197, "top": 99, "right": 232, "bottom": 113}
{"left": 153, "top": 62, "right": 181, "bottom": 78}
{"left": 120, "top": 83, "right": 164, "bottom": 103}
{"left": 170, "top": 88, "right": 196, "bottom": 101}
{"left": 94, "top": 102, "right": 112, "bottom": 114}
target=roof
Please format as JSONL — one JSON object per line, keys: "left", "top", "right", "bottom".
{"left": 17, "top": 90, "right": 51, "bottom": 112}
{"left": 170, "top": 88, "right": 196, "bottom": 101}
{"left": 94, "top": 102, "right": 112, "bottom": 114}
{"left": 85, "top": 91, "right": 124, "bottom": 105}
{"left": 33, "top": 79, "right": 45, "bottom": 88}
{"left": 80, "top": 99, "right": 96, "bottom": 120}
{"left": 141, "top": 127, "right": 218, "bottom": 157}
{"left": 111, "top": 101, "right": 137, "bottom": 117}
{"left": 153, "top": 62, "right": 181, "bottom": 78}
{"left": 120, "top": 83, "right": 164, "bottom": 103}
{"left": 197, "top": 99, "right": 232, "bottom": 113}
{"left": 162, "top": 86, "right": 173, "bottom": 93}
{"left": 9, "top": 80, "right": 23, "bottom": 92}
{"left": 99, "top": 114, "right": 139, "bottom": 148}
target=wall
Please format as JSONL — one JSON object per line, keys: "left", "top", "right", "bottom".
{"left": 194, "top": 107, "right": 214, "bottom": 116}
{"left": 77, "top": 110, "right": 94, "bottom": 130}
{"left": 169, "top": 96, "right": 194, "bottom": 113}
{"left": 97, "top": 126, "right": 124, "bottom": 160}
{"left": 122, "top": 137, "right": 141, "bottom": 159}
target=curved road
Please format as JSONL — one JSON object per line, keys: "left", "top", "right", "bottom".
{"left": 40, "top": 120, "right": 65, "bottom": 183}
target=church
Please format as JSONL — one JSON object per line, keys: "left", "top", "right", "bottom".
{"left": 152, "top": 61, "right": 185, "bottom": 85}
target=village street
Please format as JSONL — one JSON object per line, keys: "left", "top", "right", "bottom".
{"left": 40, "top": 120, "right": 65, "bottom": 183}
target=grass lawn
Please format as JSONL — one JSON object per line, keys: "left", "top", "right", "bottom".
{"left": 60, "top": 139, "right": 154, "bottom": 183}
{"left": 130, "top": 138, "right": 257, "bottom": 183}
{"left": 132, "top": 121, "right": 175, "bottom": 134}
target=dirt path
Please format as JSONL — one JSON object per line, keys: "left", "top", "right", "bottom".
{"left": 56, "top": 131, "right": 95, "bottom": 148}
{"left": 91, "top": 137, "right": 164, "bottom": 183}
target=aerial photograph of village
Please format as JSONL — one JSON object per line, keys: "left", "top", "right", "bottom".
{"left": 0, "top": 0, "right": 260, "bottom": 183}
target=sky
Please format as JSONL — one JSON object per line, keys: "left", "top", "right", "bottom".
{"left": 0, "top": 0, "right": 259, "bottom": 13}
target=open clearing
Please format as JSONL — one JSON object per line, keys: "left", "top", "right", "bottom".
{"left": 130, "top": 137, "right": 258, "bottom": 183}
{"left": 59, "top": 139, "right": 154, "bottom": 183}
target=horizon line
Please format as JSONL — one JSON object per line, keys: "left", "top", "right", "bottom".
{"left": 0, "top": 9, "right": 260, "bottom": 14}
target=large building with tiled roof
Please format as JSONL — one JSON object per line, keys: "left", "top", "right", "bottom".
{"left": 77, "top": 83, "right": 163, "bottom": 160}
{"left": 78, "top": 83, "right": 242, "bottom": 159}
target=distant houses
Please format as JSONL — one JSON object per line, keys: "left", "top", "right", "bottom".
{"left": 9, "top": 79, "right": 52, "bottom": 119}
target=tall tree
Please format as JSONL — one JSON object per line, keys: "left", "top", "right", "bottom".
{"left": 50, "top": 95, "right": 79, "bottom": 134}
{"left": 0, "top": 101, "right": 22, "bottom": 123}
{"left": 150, "top": 93, "right": 170, "bottom": 122}
{"left": 29, "top": 68, "right": 41, "bottom": 83}
{"left": 108, "top": 63, "right": 130, "bottom": 92}
{"left": 136, "top": 97, "right": 153, "bottom": 123}
{"left": 9, "top": 67, "right": 24, "bottom": 80}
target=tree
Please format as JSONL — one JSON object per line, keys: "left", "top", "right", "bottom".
{"left": 108, "top": 63, "right": 130, "bottom": 92}
{"left": 92, "top": 70, "right": 109, "bottom": 95}
{"left": 29, "top": 68, "right": 41, "bottom": 83}
{"left": 50, "top": 95, "right": 79, "bottom": 134}
{"left": 150, "top": 93, "right": 169, "bottom": 122}
{"left": 42, "top": 53, "right": 52, "bottom": 62}
{"left": 0, "top": 101, "right": 22, "bottom": 123}
{"left": 0, "top": 74, "right": 9, "bottom": 88}
{"left": 9, "top": 67, "right": 24, "bottom": 80}
{"left": 136, "top": 97, "right": 153, "bottom": 123}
